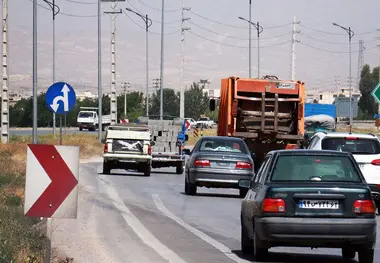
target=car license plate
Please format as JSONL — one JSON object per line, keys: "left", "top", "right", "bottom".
{"left": 299, "top": 200, "right": 339, "bottom": 209}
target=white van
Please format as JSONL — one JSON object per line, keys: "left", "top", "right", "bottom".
{"left": 102, "top": 123, "right": 153, "bottom": 176}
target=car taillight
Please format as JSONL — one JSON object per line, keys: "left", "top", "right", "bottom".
{"left": 371, "top": 159, "right": 380, "bottom": 166}
{"left": 194, "top": 160, "right": 210, "bottom": 167}
{"left": 104, "top": 143, "right": 108, "bottom": 153}
{"left": 236, "top": 162, "right": 252, "bottom": 169}
{"left": 353, "top": 200, "right": 375, "bottom": 214}
{"left": 263, "top": 198, "right": 286, "bottom": 213}
{"left": 345, "top": 136, "right": 359, "bottom": 140}
{"left": 148, "top": 145, "right": 152, "bottom": 155}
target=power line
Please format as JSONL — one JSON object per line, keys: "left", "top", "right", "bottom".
{"left": 299, "top": 23, "right": 379, "bottom": 36}
{"left": 188, "top": 10, "right": 292, "bottom": 30}
{"left": 126, "top": 0, "right": 181, "bottom": 24}
{"left": 188, "top": 31, "right": 292, "bottom": 49}
{"left": 27, "top": 0, "right": 99, "bottom": 17}
{"left": 188, "top": 20, "right": 291, "bottom": 41}
{"left": 123, "top": 10, "right": 180, "bottom": 35}
{"left": 61, "top": 0, "right": 96, "bottom": 4}
{"left": 134, "top": 0, "right": 181, "bottom": 12}
{"left": 299, "top": 41, "right": 377, "bottom": 53}
{"left": 300, "top": 32, "right": 379, "bottom": 45}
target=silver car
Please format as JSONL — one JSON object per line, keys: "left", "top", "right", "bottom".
{"left": 183, "top": 136, "right": 255, "bottom": 197}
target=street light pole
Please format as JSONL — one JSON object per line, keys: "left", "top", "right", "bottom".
{"left": 248, "top": 0, "right": 251, "bottom": 78}
{"left": 333, "top": 23, "right": 354, "bottom": 132}
{"left": 124, "top": 8, "right": 152, "bottom": 117}
{"left": 159, "top": 0, "right": 165, "bottom": 120}
{"left": 239, "top": 16, "right": 263, "bottom": 79}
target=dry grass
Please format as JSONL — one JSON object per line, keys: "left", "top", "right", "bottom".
{"left": 187, "top": 128, "right": 217, "bottom": 145}
{"left": 0, "top": 134, "right": 103, "bottom": 263}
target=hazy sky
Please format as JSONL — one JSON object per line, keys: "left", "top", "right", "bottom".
{"left": 7, "top": 0, "right": 380, "bottom": 96}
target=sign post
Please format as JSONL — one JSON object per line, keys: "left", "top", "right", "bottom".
{"left": 45, "top": 82, "right": 77, "bottom": 144}
{"left": 371, "top": 83, "right": 380, "bottom": 131}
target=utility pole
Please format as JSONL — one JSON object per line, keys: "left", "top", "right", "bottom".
{"left": 291, "top": 16, "right": 300, "bottom": 81}
{"left": 1, "top": 0, "right": 9, "bottom": 144}
{"left": 180, "top": 1, "right": 191, "bottom": 119}
{"left": 159, "top": 0, "right": 165, "bottom": 120}
{"left": 104, "top": 5, "right": 122, "bottom": 125}
{"left": 153, "top": 78, "right": 161, "bottom": 89}
{"left": 32, "top": 0, "right": 38, "bottom": 144}
{"left": 98, "top": 0, "right": 102, "bottom": 141}
{"left": 123, "top": 82, "right": 130, "bottom": 116}
{"left": 357, "top": 40, "right": 365, "bottom": 91}
{"left": 248, "top": 0, "right": 251, "bottom": 78}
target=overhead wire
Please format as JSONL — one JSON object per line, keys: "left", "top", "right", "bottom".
{"left": 134, "top": 0, "right": 181, "bottom": 12}
{"left": 299, "top": 24, "right": 380, "bottom": 36}
{"left": 188, "top": 31, "right": 292, "bottom": 49}
{"left": 298, "top": 41, "right": 377, "bottom": 53}
{"left": 123, "top": 10, "right": 180, "bottom": 35}
{"left": 125, "top": 0, "right": 181, "bottom": 24}
{"left": 27, "top": 0, "right": 100, "bottom": 17}
{"left": 300, "top": 32, "right": 380, "bottom": 45}
{"left": 188, "top": 20, "right": 292, "bottom": 41}
{"left": 188, "top": 10, "right": 292, "bottom": 30}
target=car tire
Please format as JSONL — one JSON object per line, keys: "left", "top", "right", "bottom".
{"left": 253, "top": 228, "right": 268, "bottom": 261}
{"left": 176, "top": 163, "right": 184, "bottom": 174}
{"left": 342, "top": 248, "right": 355, "bottom": 259}
{"left": 184, "top": 179, "right": 197, "bottom": 195}
{"left": 358, "top": 248, "right": 374, "bottom": 263}
{"left": 103, "top": 162, "right": 111, "bottom": 174}
{"left": 241, "top": 219, "right": 253, "bottom": 254}
{"left": 239, "top": 188, "right": 248, "bottom": 198}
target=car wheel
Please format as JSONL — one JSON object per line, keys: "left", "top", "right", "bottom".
{"left": 342, "top": 248, "right": 355, "bottom": 259}
{"left": 253, "top": 228, "right": 268, "bottom": 261}
{"left": 358, "top": 248, "right": 374, "bottom": 263}
{"left": 241, "top": 218, "right": 253, "bottom": 254}
{"left": 176, "top": 163, "right": 184, "bottom": 174}
{"left": 239, "top": 188, "right": 248, "bottom": 198}
{"left": 184, "top": 178, "right": 196, "bottom": 195}
{"left": 103, "top": 162, "right": 111, "bottom": 174}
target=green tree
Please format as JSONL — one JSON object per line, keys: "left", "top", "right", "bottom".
{"left": 117, "top": 91, "right": 145, "bottom": 122}
{"left": 184, "top": 82, "right": 209, "bottom": 119}
{"left": 150, "top": 88, "right": 179, "bottom": 118}
{"left": 358, "top": 65, "right": 379, "bottom": 119}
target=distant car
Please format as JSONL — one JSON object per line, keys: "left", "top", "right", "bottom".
{"left": 183, "top": 136, "right": 255, "bottom": 197}
{"left": 195, "top": 117, "right": 214, "bottom": 129}
{"left": 307, "top": 132, "right": 380, "bottom": 212}
{"left": 240, "top": 149, "right": 376, "bottom": 263}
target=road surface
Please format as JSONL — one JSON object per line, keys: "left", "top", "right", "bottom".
{"left": 50, "top": 159, "right": 380, "bottom": 263}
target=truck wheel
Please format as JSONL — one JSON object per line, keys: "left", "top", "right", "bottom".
{"left": 103, "top": 162, "right": 111, "bottom": 174}
{"left": 358, "top": 248, "right": 374, "bottom": 263}
{"left": 79, "top": 127, "right": 83, "bottom": 131}
{"left": 239, "top": 188, "right": 248, "bottom": 198}
{"left": 342, "top": 248, "right": 355, "bottom": 259}
{"left": 176, "top": 163, "right": 184, "bottom": 174}
{"left": 144, "top": 166, "right": 151, "bottom": 177}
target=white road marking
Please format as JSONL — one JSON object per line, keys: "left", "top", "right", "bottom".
{"left": 99, "top": 176, "right": 188, "bottom": 263}
{"left": 152, "top": 194, "right": 252, "bottom": 263}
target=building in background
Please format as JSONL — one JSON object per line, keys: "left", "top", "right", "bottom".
{"left": 203, "top": 88, "right": 220, "bottom": 99}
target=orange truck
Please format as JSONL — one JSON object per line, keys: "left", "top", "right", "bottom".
{"left": 209, "top": 75, "right": 305, "bottom": 169}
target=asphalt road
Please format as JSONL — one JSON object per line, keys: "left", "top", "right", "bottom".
{"left": 50, "top": 159, "right": 380, "bottom": 263}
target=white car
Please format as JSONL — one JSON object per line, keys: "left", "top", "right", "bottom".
{"left": 307, "top": 132, "right": 380, "bottom": 211}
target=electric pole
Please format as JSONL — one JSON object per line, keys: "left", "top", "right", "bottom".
{"left": 123, "top": 82, "right": 130, "bottom": 116}
{"left": 1, "top": 0, "right": 9, "bottom": 144}
{"left": 104, "top": 5, "right": 122, "bottom": 125}
{"left": 357, "top": 40, "right": 364, "bottom": 91}
{"left": 180, "top": 1, "right": 191, "bottom": 119}
{"left": 291, "top": 16, "right": 300, "bottom": 81}
{"left": 159, "top": 0, "right": 165, "bottom": 120}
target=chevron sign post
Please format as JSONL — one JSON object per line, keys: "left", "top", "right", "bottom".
{"left": 24, "top": 144, "right": 79, "bottom": 218}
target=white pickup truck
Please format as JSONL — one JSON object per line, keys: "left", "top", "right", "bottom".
{"left": 195, "top": 117, "right": 214, "bottom": 129}
{"left": 102, "top": 123, "right": 152, "bottom": 176}
{"left": 77, "top": 107, "right": 111, "bottom": 131}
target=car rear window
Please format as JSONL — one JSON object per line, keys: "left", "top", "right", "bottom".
{"left": 321, "top": 137, "right": 380, "bottom": 154}
{"left": 198, "top": 139, "right": 247, "bottom": 154}
{"left": 271, "top": 155, "right": 361, "bottom": 182}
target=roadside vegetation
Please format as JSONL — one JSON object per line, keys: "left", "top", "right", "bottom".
{"left": 0, "top": 134, "right": 103, "bottom": 263}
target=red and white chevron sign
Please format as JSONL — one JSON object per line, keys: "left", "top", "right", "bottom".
{"left": 24, "top": 144, "right": 79, "bottom": 218}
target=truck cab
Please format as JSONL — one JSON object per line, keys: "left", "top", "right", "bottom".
{"left": 102, "top": 123, "right": 153, "bottom": 176}
{"left": 77, "top": 110, "right": 98, "bottom": 131}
